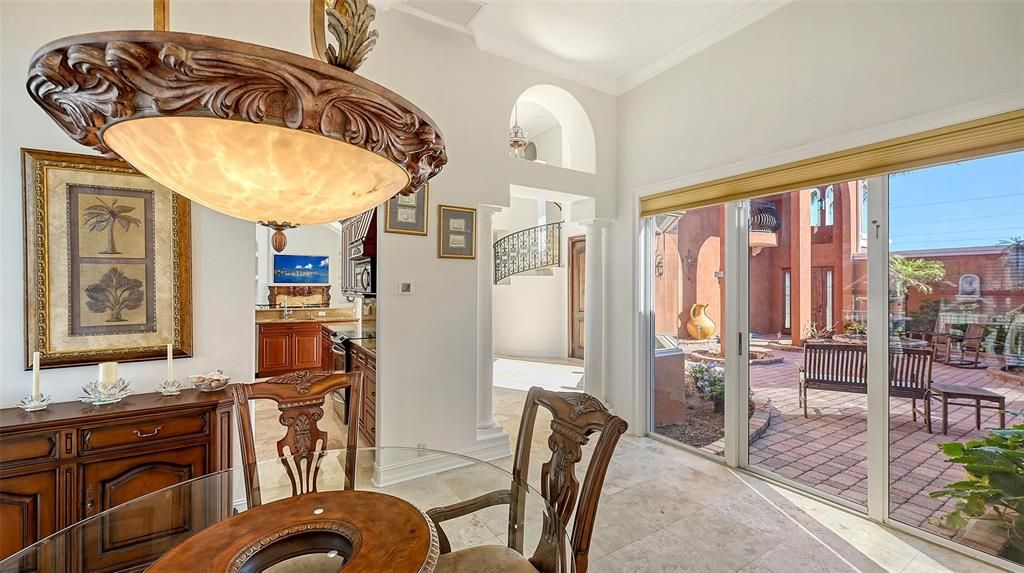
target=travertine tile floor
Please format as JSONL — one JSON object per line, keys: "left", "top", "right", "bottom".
{"left": 252, "top": 382, "right": 1008, "bottom": 572}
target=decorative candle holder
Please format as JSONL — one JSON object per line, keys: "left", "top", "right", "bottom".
{"left": 17, "top": 394, "right": 52, "bottom": 412}
{"left": 80, "top": 379, "right": 132, "bottom": 405}
{"left": 156, "top": 380, "right": 183, "bottom": 396}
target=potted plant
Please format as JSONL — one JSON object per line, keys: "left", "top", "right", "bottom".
{"left": 931, "top": 426, "right": 1024, "bottom": 562}
{"left": 688, "top": 362, "right": 725, "bottom": 413}
{"left": 803, "top": 321, "right": 836, "bottom": 344}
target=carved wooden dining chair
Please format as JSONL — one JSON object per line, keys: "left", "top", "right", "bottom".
{"left": 427, "top": 387, "right": 627, "bottom": 573}
{"left": 233, "top": 370, "right": 362, "bottom": 507}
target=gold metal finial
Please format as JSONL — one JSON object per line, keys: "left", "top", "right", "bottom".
{"left": 311, "top": 0, "right": 378, "bottom": 72}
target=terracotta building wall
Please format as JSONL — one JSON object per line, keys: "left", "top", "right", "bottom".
{"left": 677, "top": 207, "right": 724, "bottom": 340}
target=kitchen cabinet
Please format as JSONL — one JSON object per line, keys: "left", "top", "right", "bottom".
{"left": 256, "top": 322, "right": 324, "bottom": 377}
{"left": 349, "top": 344, "right": 376, "bottom": 446}
{"left": 321, "top": 326, "right": 337, "bottom": 373}
{"left": 0, "top": 390, "right": 232, "bottom": 566}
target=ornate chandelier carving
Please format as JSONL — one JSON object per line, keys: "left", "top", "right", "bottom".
{"left": 27, "top": 0, "right": 447, "bottom": 227}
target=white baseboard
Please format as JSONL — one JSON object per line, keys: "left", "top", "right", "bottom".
{"left": 372, "top": 428, "right": 512, "bottom": 488}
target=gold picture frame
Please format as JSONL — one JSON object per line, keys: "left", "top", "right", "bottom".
{"left": 437, "top": 205, "right": 476, "bottom": 259}
{"left": 22, "top": 148, "right": 193, "bottom": 369}
{"left": 384, "top": 183, "right": 429, "bottom": 236}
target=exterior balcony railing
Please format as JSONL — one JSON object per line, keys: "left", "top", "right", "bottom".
{"left": 494, "top": 222, "right": 562, "bottom": 284}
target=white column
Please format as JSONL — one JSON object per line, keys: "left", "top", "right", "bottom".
{"left": 477, "top": 205, "right": 503, "bottom": 430}
{"left": 581, "top": 219, "right": 612, "bottom": 403}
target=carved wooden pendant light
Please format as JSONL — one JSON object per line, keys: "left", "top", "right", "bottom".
{"left": 26, "top": 0, "right": 446, "bottom": 227}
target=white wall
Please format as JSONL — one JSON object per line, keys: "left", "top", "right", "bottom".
{"left": 255, "top": 225, "right": 346, "bottom": 306}
{"left": 608, "top": 0, "right": 1024, "bottom": 428}
{"left": 0, "top": 1, "right": 257, "bottom": 407}
{"left": 532, "top": 126, "right": 563, "bottom": 167}
{"left": 366, "top": 8, "right": 617, "bottom": 459}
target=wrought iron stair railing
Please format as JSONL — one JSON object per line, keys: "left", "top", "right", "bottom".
{"left": 494, "top": 221, "right": 562, "bottom": 284}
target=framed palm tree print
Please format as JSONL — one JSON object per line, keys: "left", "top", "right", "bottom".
{"left": 22, "top": 149, "right": 193, "bottom": 369}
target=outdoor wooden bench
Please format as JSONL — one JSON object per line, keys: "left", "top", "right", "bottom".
{"left": 799, "top": 343, "right": 934, "bottom": 433}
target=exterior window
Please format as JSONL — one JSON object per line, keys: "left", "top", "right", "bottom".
{"left": 823, "top": 185, "right": 835, "bottom": 226}
{"left": 825, "top": 269, "right": 834, "bottom": 326}
{"left": 809, "top": 190, "right": 821, "bottom": 227}
{"left": 783, "top": 269, "right": 792, "bottom": 330}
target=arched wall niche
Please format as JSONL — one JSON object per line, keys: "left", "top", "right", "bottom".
{"left": 510, "top": 84, "right": 597, "bottom": 174}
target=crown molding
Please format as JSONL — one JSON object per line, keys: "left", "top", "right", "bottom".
{"left": 392, "top": 1, "right": 786, "bottom": 96}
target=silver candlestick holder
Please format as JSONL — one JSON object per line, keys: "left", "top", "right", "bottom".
{"left": 156, "top": 379, "right": 183, "bottom": 396}
{"left": 80, "top": 378, "right": 132, "bottom": 405}
{"left": 17, "top": 394, "right": 52, "bottom": 412}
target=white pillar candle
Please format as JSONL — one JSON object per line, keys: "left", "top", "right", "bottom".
{"left": 98, "top": 362, "right": 118, "bottom": 389}
{"left": 31, "top": 352, "right": 41, "bottom": 400}
{"left": 166, "top": 343, "right": 174, "bottom": 382}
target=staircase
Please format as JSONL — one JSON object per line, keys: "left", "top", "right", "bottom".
{"left": 494, "top": 221, "right": 562, "bottom": 284}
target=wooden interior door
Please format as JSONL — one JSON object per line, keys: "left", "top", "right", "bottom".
{"left": 810, "top": 266, "right": 833, "bottom": 329}
{"left": 569, "top": 236, "right": 586, "bottom": 359}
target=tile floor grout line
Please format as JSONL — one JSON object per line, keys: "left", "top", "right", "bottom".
{"left": 729, "top": 467, "right": 865, "bottom": 573}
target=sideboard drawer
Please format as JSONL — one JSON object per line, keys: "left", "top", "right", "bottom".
{"left": 0, "top": 431, "right": 58, "bottom": 467}
{"left": 81, "top": 412, "right": 209, "bottom": 454}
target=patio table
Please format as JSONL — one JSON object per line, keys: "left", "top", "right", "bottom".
{"left": 930, "top": 382, "right": 1006, "bottom": 435}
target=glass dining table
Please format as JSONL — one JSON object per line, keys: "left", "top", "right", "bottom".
{"left": 0, "top": 447, "right": 571, "bottom": 573}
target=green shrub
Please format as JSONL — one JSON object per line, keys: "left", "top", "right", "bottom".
{"left": 931, "top": 426, "right": 1024, "bottom": 560}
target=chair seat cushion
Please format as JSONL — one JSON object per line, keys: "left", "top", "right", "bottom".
{"left": 435, "top": 545, "right": 540, "bottom": 573}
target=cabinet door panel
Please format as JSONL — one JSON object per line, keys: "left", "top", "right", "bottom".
{"left": 258, "top": 330, "right": 291, "bottom": 375}
{"left": 79, "top": 446, "right": 206, "bottom": 572}
{"left": 291, "top": 330, "right": 322, "bottom": 370}
{"left": 0, "top": 470, "right": 57, "bottom": 561}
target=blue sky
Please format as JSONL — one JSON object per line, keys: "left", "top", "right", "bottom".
{"left": 888, "top": 150, "right": 1024, "bottom": 251}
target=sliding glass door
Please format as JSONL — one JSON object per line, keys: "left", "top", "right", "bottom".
{"left": 886, "top": 151, "right": 1024, "bottom": 556}
{"left": 645, "top": 147, "right": 1024, "bottom": 568}
{"left": 649, "top": 205, "right": 728, "bottom": 457}
{"left": 745, "top": 181, "right": 871, "bottom": 507}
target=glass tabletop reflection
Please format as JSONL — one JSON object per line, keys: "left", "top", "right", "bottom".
{"left": 0, "top": 447, "right": 571, "bottom": 573}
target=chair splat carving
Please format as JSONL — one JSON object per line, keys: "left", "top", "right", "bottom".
{"left": 428, "top": 387, "right": 627, "bottom": 573}
{"left": 234, "top": 371, "right": 362, "bottom": 506}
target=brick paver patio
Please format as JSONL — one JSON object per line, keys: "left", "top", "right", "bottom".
{"left": 744, "top": 347, "right": 1024, "bottom": 539}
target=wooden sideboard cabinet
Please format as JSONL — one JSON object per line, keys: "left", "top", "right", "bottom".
{"left": 0, "top": 389, "right": 233, "bottom": 567}
{"left": 256, "top": 322, "right": 324, "bottom": 378}
{"left": 349, "top": 344, "right": 376, "bottom": 446}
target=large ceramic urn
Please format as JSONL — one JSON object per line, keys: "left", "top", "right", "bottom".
{"left": 686, "top": 303, "right": 717, "bottom": 340}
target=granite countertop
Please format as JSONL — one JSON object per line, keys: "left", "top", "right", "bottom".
{"left": 256, "top": 316, "right": 359, "bottom": 325}
{"left": 351, "top": 338, "right": 376, "bottom": 355}
{"left": 324, "top": 321, "right": 376, "bottom": 339}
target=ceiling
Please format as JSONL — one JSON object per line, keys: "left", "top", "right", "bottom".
{"left": 385, "top": 1, "right": 788, "bottom": 95}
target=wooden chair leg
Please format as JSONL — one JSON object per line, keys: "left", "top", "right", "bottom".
{"left": 912, "top": 398, "right": 917, "bottom": 422}
{"left": 999, "top": 399, "right": 1006, "bottom": 429}
{"left": 802, "top": 384, "right": 808, "bottom": 418}
{"left": 924, "top": 395, "right": 932, "bottom": 434}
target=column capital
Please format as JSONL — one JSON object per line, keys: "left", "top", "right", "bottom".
{"left": 578, "top": 218, "right": 614, "bottom": 230}
{"left": 477, "top": 204, "right": 505, "bottom": 217}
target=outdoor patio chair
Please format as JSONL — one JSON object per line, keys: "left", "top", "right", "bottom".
{"left": 907, "top": 319, "right": 951, "bottom": 361}
{"left": 943, "top": 323, "right": 987, "bottom": 368}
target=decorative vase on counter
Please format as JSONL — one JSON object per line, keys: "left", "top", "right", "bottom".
{"left": 686, "top": 303, "right": 717, "bottom": 340}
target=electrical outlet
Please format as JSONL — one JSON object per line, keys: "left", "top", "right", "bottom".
{"left": 416, "top": 442, "right": 427, "bottom": 456}
{"left": 398, "top": 281, "right": 414, "bottom": 295}
{"left": 317, "top": 311, "right": 327, "bottom": 316}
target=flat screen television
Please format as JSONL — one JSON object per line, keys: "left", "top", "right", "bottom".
{"left": 273, "top": 254, "right": 330, "bottom": 284}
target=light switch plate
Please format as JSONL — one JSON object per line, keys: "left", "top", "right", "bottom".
{"left": 398, "top": 281, "right": 414, "bottom": 295}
